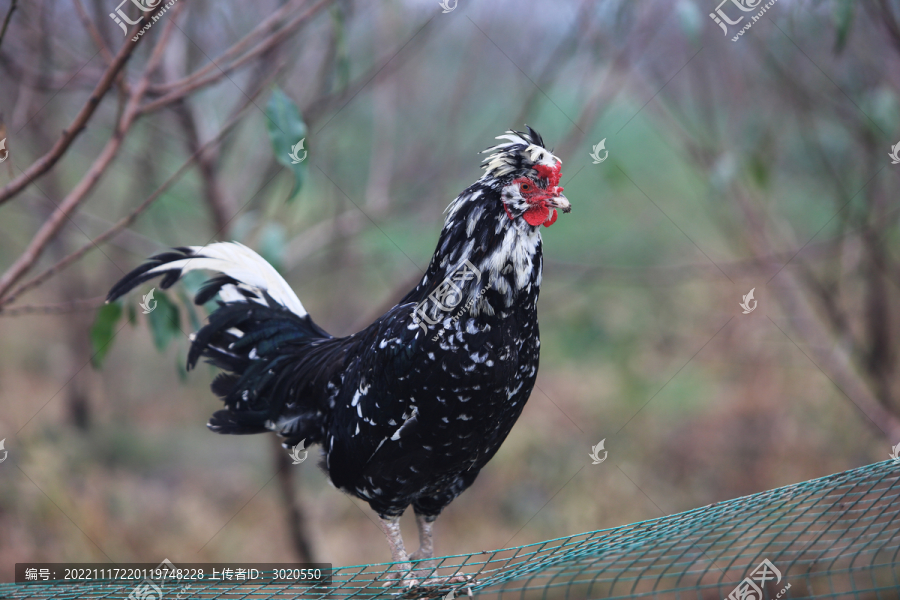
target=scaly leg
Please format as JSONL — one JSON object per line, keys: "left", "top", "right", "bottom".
{"left": 410, "top": 513, "right": 437, "bottom": 573}
{"left": 378, "top": 516, "right": 417, "bottom": 587}
{"left": 385, "top": 513, "right": 473, "bottom": 594}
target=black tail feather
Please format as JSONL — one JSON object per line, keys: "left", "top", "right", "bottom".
{"left": 190, "top": 297, "right": 336, "bottom": 442}
{"left": 207, "top": 409, "right": 269, "bottom": 435}
{"left": 195, "top": 275, "right": 240, "bottom": 305}
{"left": 106, "top": 248, "right": 195, "bottom": 303}
{"left": 108, "top": 245, "right": 337, "bottom": 444}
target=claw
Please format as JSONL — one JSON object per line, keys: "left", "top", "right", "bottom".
{"left": 380, "top": 569, "right": 419, "bottom": 589}
{"left": 396, "top": 575, "right": 476, "bottom": 599}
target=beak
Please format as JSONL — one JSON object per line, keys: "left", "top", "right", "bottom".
{"left": 547, "top": 192, "right": 571, "bottom": 214}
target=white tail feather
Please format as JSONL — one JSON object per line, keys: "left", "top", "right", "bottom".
{"left": 148, "top": 242, "right": 307, "bottom": 317}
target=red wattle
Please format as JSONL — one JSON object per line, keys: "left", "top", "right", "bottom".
{"left": 523, "top": 205, "right": 549, "bottom": 226}
{"left": 543, "top": 209, "right": 558, "bottom": 227}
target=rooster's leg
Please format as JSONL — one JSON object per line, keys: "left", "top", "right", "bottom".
{"left": 389, "top": 513, "right": 473, "bottom": 592}
{"left": 410, "top": 513, "right": 436, "bottom": 559}
{"left": 378, "top": 516, "right": 416, "bottom": 587}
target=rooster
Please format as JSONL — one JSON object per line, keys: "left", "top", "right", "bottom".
{"left": 107, "top": 127, "right": 570, "bottom": 586}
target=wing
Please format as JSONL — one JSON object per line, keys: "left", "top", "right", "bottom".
{"left": 321, "top": 301, "right": 440, "bottom": 487}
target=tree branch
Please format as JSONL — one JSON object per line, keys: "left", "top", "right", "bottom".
{"left": 139, "top": 0, "right": 331, "bottom": 115}
{"left": 0, "top": 88, "right": 259, "bottom": 308}
{"left": 732, "top": 187, "right": 900, "bottom": 440}
{"left": 273, "top": 437, "right": 314, "bottom": 562}
{"left": 171, "top": 100, "right": 230, "bottom": 234}
{"left": 0, "top": 7, "right": 178, "bottom": 299}
{"left": 0, "top": 295, "right": 106, "bottom": 317}
{"left": 73, "top": 0, "right": 113, "bottom": 66}
{"left": 0, "top": 10, "right": 149, "bottom": 207}
{"left": 0, "top": 0, "right": 17, "bottom": 52}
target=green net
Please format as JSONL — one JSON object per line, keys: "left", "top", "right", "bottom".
{"left": 4, "top": 460, "right": 899, "bottom": 600}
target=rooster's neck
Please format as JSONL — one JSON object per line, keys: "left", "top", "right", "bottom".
{"left": 413, "top": 181, "right": 543, "bottom": 318}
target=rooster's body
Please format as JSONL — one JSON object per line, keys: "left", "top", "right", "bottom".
{"left": 107, "top": 127, "right": 569, "bottom": 585}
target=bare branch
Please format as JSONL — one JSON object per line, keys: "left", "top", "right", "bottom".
{"left": 0, "top": 0, "right": 16, "bottom": 52}
{"left": 0, "top": 54, "right": 104, "bottom": 92}
{"left": 872, "top": 0, "right": 900, "bottom": 55}
{"left": 148, "top": 0, "right": 306, "bottom": 95}
{"left": 0, "top": 7, "right": 179, "bottom": 300}
{"left": 172, "top": 100, "right": 231, "bottom": 234}
{"left": 0, "top": 88, "right": 259, "bottom": 308}
{"left": 272, "top": 437, "right": 314, "bottom": 562}
{"left": 732, "top": 186, "right": 900, "bottom": 440}
{"left": 73, "top": 0, "right": 114, "bottom": 66}
{"left": 0, "top": 8, "right": 151, "bottom": 207}
{"left": 0, "top": 295, "right": 106, "bottom": 317}
{"left": 140, "top": 0, "right": 332, "bottom": 115}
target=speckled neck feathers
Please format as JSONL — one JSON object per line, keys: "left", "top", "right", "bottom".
{"left": 407, "top": 183, "right": 542, "bottom": 318}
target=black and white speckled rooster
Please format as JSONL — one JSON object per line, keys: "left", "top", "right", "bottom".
{"left": 107, "top": 127, "right": 569, "bottom": 585}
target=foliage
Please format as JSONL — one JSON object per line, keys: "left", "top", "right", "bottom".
{"left": 89, "top": 302, "right": 122, "bottom": 369}
{"left": 266, "top": 87, "right": 308, "bottom": 202}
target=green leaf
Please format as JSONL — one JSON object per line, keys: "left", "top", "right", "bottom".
{"left": 176, "top": 287, "right": 202, "bottom": 332}
{"left": 126, "top": 302, "right": 137, "bottom": 326}
{"left": 146, "top": 291, "right": 181, "bottom": 352}
{"left": 748, "top": 153, "right": 770, "bottom": 189}
{"left": 266, "top": 87, "right": 308, "bottom": 202}
{"left": 833, "top": 0, "right": 855, "bottom": 54}
{"left": 90, "top": 302, "right": 123, "bottom": 369}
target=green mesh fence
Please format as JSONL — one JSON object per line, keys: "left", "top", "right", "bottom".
{"left": 3, "top": 460, "right": 899, "bottom": 600}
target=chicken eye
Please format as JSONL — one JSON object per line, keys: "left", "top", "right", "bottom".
{"left": 520, "top": 182, "right": 532, "bottom": 192}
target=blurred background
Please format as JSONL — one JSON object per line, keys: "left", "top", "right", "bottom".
{"left": 0, "top": 0, "right": 899, "bottom": 583}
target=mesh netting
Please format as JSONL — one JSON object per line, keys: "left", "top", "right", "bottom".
{"left": 3, "top": 460, "right": 899, "bottom": 600}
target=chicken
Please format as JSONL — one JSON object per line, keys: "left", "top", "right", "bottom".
{"left": 106, "top": 127, "right": 570, "bottom": 586}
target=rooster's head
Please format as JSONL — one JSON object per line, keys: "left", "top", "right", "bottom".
{"left": 481, "top": 126, "right": 570, "bottom": 228}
